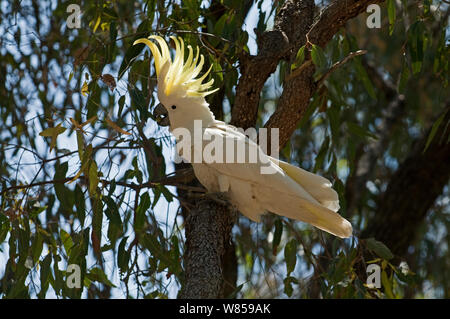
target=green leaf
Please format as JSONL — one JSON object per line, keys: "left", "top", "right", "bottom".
{"left": 30, "top": 204, "right": 47, "bottom": 218}
{"left": 212, "top": 59, "right": 223, "bottom": 82}
{"left": 353, "top": 57, "right": 376, "bottom": 99}
{"left": 283, "top": 276, "right": 298, "bottom": 297}
{"left": 86, "top": 267, "right": 116, "bottom": 287}
{"left": 272, "top": 219, "right": 283, "bottom": 255}
{"left": 54, "top": 162, "right": 73, "bottom": 211}
{"left": 366, "top": 238, "right": 394, "bottom": 260}
{"left": 76, "top": 130, "right": 84, "bottom": 160}
{"left": 151, "top": 186, "right": 162, "bottom": 209}
{"left": 347, "top": 122, "right": 378, "bottom": 140}
{"left": 31, "top": 233, "right": 44, "bottom": 263}
{"left": 118, "top": 19, "right": 151, "bottom": 79}
{"left": 381, "top": 270, "right": 395, "bottom": 298}
{"left": 130, "top": 87, "right": 147, "bottom": 121}
{"left": 423, "top": 109, "right": 448, "bottom": 153}
{"left": 387, "top": 0, "right": 396, "bottom": 35}
{"left": 74, "top": 184, "right": 86, "bottom": 226}
{"left": 160, "top": 185, "right": 173, "bottom": 203}
{"left": 39, "top": 123, "right": 67, "bottom": 151}
{"left": 408, "top": 21, "right": 425, "bottom": 74}
{"left": 313, "top": 136, "right": 330, "bottom": 173}
{"left": 214, "top": 14, "right": 227, "bottom": 40}
{"left": 118, "top": 236, "right": 130, "bottom": 273}
{"left": 91, "top": 200, "right": 103, "bottom": 243}
{"left": 311, "top": 44, "right": 327, "bottom": 70}
{"left": 40, "top": 253, "right": 52, "bottom": 288}
{"left": 142, "top": 233, "right": 171, "bottom": 269}
{"left": 118, "top": 95, "right": 126, "bottom": 118}
{"left": 104, "top": 196, "right": 122, "bottom": 227}
{"left": 52, "top": 255, "right": 64, "bottom": 294}
{"left": 291, "top": 45, "right": 305, "bottom": 70}
{"left": 135, "top": 193, "right": 150, "bottom": 231}
{"left": 327, "top": 104, "right": 340, "bottom": 143}
{"left": 86, "top": 81, "right": 101, "bottom": 119}
{"left": 68, "top": 230, "right": 88, "bottom": 264}
{"left": 60, "top": 229, "right": 74, "bottom": 256}
{"left": 131, "top": 156, "right": 143, "bottom": 183}
{"left": 284, "top": 239, "right": 298, "bottom": 275}
{"left": 398, "top": 60, "right": 410, "bottom": 94}
{"left": 88, "top": 160, "right": 99, "bottom": 196}
{"left": 18, "top": 227, "right": 30, "bottom": 259}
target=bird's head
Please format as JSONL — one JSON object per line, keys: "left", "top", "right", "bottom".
{"left": 133, "top": 35, "right": 218, "bottom": 132}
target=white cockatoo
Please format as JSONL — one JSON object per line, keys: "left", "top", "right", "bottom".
{"left": 133, "top": 35, "right": 352, "bottom": 238}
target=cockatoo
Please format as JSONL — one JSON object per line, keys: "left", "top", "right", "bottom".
{"left": 133, "top": 35, "right": 352, "bottom": 238}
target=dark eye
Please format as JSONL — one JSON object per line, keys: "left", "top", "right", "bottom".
{"left": 171, "top": 105, "right": 176, "bottom": 110}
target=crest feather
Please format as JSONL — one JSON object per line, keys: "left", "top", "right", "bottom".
{"left": 133, "top": 35, "right": 219, "bottom": 97}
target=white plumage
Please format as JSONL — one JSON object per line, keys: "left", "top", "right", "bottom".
{"left": 134, "top": 35, "right": 353, "bottom": 238}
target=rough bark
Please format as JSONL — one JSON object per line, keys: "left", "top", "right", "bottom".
{"left": 231, "top": 0, "right": 315, "bottom": 129}
{"left": 179, "top": 0, "right": 390, "bottom": 299}
{"left": 177, "top": 0, "right": 253, "bottom": 299}
{"left": 179, "top": 199, "right": 237, "bottom": 298}
{"left": 264, "top": 0, "right": 386, "bottom": 150}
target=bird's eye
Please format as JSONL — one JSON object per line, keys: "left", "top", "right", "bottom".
{"left": 171, "top": 105, "right": 177, "bottom": 110}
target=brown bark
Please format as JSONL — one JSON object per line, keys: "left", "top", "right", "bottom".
{"left": 179, "top": 0, "right": 391, "bottom": 299}
{"left": 264, "top": 0, "right": 386, "bottom": 150}
{"left": 231, "top": 0, "right": 315, "bottom": 129}
{"left": 177, "top": 0, "right": 253, "bottom": 299}
{"left": 179, "top": 199, "right": 237, "bottom": 298}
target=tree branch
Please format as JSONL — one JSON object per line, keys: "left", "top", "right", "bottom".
{"left": 0, "top": 168, "right": 202, "bottom": 196}
{"left": 231, "top": 0, "right": 315, "bottom": 129}
{"left": 265, "top": 0, "right": 386, "bottom": 150}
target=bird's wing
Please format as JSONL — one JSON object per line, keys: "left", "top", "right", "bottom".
{"left": 274, "top": 159, "right": 340, "bottom": 212}
{"left": 196, "top": 121, "right": 352, "bottom": 238}
{"left": 200, "top": 121, "right": 319, "bottom": 204}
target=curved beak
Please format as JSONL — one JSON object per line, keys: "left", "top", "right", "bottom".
{"left": 153, "top": 103, "right": 170, "bottom": 127}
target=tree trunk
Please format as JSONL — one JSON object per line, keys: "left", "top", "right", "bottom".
{"left": 179, "top": 199, "right": 237, "bottom": 298}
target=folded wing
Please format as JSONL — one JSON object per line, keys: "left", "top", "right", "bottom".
{"left": 196, "top": 121, "right": 352, "bottom": 238}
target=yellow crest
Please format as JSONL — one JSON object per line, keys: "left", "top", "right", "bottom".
{"left": 133, "top": 35, "right": 219, "bottom": 97}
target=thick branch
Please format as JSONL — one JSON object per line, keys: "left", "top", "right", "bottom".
{"left": 231, "top": 0, "right": 314, "bottom": 129}
{"left": 308, "top": 0, "right": 385, "bottom": 47}
{"left": 265, "top": 0, "right": 386, "bottom": 150}
{"left": 175, "top": 0, "right": 256, "bottom": 299}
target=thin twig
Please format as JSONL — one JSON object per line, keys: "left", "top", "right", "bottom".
{"left": 317, "top": 50, "right": 368, "bottom": 87}
{"left": 285, "top": 60, "right": 313, "bottom": 82}
{"left": 1, "top": 169, "right": 203, "bottom": 196}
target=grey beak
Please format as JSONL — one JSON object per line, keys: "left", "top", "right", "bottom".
{"left": 153, "top": 103, "right": 170, "bottom": 126}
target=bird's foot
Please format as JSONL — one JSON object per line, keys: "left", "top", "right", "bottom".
{"left": 204, "top": 191, "right": 230, "bottom": 206}
{"left": 190, "top": 191, "right": 236, "bottom": 210}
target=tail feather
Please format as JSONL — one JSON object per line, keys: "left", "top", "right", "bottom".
{"left": 274, "top": 158, "right": 340, "bottom": 212}
{"left": 257, "top": 158, "right": 352, "bottom": 238}
{"left": 257, "top": 187, "right": 352, "bottom": 238}
{"left": 298, "top": 199, "right": 352, "bottom": 238}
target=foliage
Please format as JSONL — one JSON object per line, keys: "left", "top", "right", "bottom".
{"left": 0, "top": 0, "right": 449, "bottom": 299}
